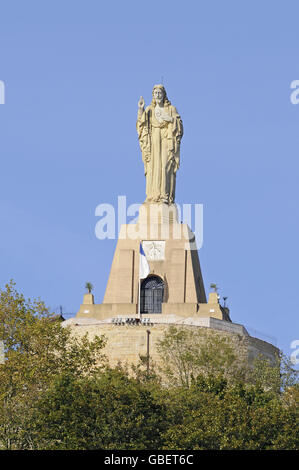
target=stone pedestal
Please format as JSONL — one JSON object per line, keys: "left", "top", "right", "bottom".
{"left": 83, "top": 293, "right": 94, "bottom": 305}
{"left": 77, "top": 203, "right": 231, "bottom": 321}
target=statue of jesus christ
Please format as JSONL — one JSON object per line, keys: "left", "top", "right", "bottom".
{"left": 137, "top": 85, "right": 183, "bottom": 204}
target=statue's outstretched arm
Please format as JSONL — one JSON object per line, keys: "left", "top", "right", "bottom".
{"left": 137, "top": 96, "right": 145, "bottom": 115}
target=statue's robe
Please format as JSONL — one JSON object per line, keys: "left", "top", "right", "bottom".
{"left": 137, "top": 103, "right": 183, "bottom": 204}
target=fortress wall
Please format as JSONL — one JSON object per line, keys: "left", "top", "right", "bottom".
{"left": 65, "top": 322, "right": 279, "bottom": 369}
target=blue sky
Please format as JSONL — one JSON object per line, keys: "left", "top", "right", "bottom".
{"left": 0, "top": 1, "right": 298, "bottom": 361}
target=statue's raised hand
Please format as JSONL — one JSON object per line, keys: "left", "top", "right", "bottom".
{"left": 138, "top": 96, "right": 145, "bottom": 111}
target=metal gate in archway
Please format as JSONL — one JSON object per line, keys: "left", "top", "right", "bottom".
{"left": 140, "top": 276, "right": 164, "bottom": 314}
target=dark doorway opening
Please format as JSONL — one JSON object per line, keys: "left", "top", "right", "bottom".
{"left": 140, "top": 276, "right": 164, "bottom": 314}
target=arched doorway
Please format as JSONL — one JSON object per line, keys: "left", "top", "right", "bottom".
{"left": 140, "top": 276, "right": 164, "bottom": 314}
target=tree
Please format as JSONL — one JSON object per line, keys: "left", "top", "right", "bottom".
{"left": 156, "top": 326, "right": 243, "bottom": 388}
{"left": 85, "top": 282, "right": 93, "bottom": 293}
{"left": 29, "top": 368, "right": 167, "bottom": 450}
{"left": 0, "top": 281, "right": 106, "bottom": 450}
{"left": 156, "top": 325, "right": 298, "bottom": 392}
{"left": 0, "top": 281, "right": 297, "bottom": 450}
{"left": 161, "top": 375, "right": 299, "bottom": 450}
{"left": 210, "top": 283, "right": 218, "bottom": 292}
{"left": 156, "top": 327, "right": 298, "bottom": 450}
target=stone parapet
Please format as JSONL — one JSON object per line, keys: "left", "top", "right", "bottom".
{"left": 63, "top": 317, "right": 279, "bottom": 369}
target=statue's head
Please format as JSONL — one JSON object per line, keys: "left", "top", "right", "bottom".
{"left": 151, "top": 84, "right": 171, "bottom": 106}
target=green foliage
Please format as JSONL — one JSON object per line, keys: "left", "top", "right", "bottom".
{"left": 162, "top": 377, "right": 299, "bottom": 450}
{"left": 0, "top": 281, "right": 106, "bottom": 449}
{"left": 156, "top": 326, "right": 244, "bottom": 387}
{"left": 210, "top": 283, "right": 218, "bottom": 292}
{"left": 156, "top": 327, "right": 298, "bottom": 450}
{"left": 30, "top": 369, "right": 167, "bottom": 450}
{"left": 0, "top": 282, "right": 298, "bottom": 450}
{"left": 85, "top": 282, "right": 93, "bottom": 293}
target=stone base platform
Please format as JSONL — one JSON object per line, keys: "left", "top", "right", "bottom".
{"left": 63, "top": 315, "right": 279, "bottom": 369}
{"left": 77, "top": 291, "right": 231, "bottom": 322}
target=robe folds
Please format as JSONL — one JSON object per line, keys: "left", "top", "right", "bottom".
{"left": 137, "top": 103, "right": 183, "bottom": 204}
